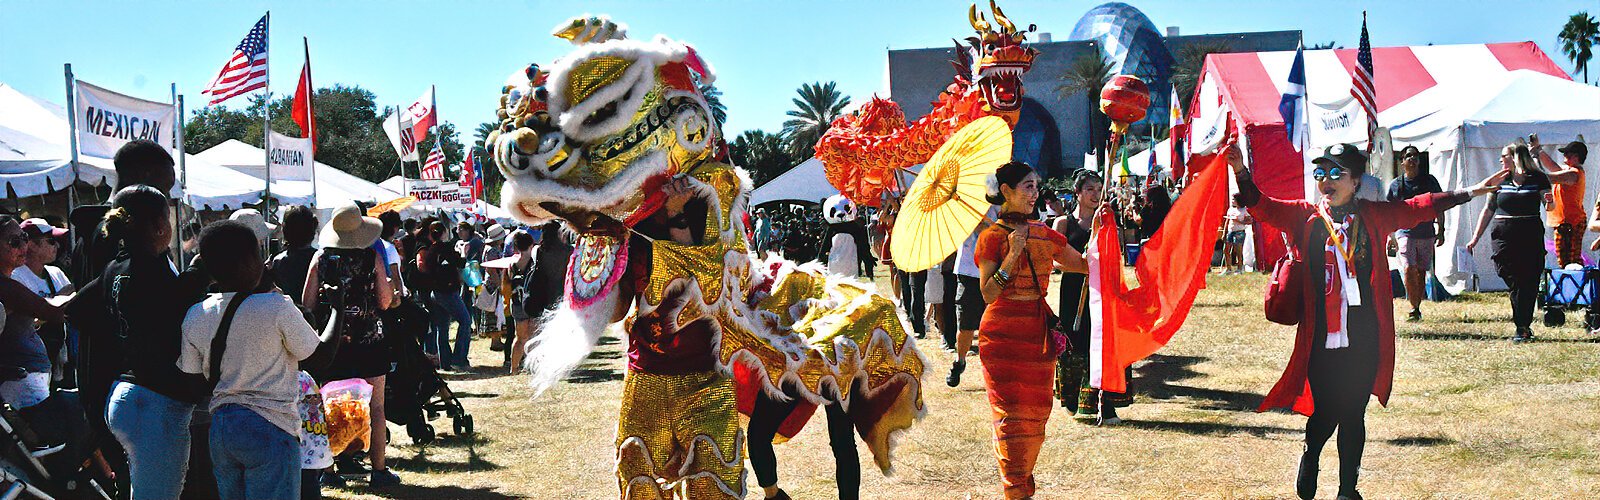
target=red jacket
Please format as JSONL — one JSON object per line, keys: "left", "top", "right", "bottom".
{"left": 1246, "top": 188, "right": 1466, "bottom": 416}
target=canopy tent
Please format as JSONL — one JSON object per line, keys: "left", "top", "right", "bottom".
{"left": 1124, "top": 138, "right": 1171, "bottom": 177}
{"left": 750, "top": 157, "right": 921, "bottom": 207}
{"left": 195, "top": 139, "right": 396, "bottom": 212}
{"left": 0, "top": 82, "right": 274, "bottom": 209}
{"left": 1414, "top": 72, "right": 1600, "bottom": 292}
{"left": 1184, "top": 41, "right": 1575, "bottom": 273}
{"left": 750, "top": 158, "right": 835, "bottom": 206}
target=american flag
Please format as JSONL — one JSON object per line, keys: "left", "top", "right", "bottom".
{"left": 421, "top": 141, "right": 445, "bottom": 180}
{"left": 1350, "top": 13, "right": 1377, "bottom": 148}
{"left": 204, "top": 15, "right": 270, "bottom": 106}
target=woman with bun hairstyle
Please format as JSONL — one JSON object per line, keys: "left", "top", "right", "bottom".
{"left": 99, "top": 185, "right": 209, "bottom": 500}
{"left": 972, "top": 161, "right": 1089, "bottom": 499}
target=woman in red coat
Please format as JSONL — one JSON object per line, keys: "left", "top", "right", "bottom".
{"left": 1228, "top": 143, "right": 1505, "bottom": 500}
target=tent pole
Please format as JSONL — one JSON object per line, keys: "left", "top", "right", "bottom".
{"left": 173, "top": 83, "right": 187, "bottom": 270}
{"left": 63, "top": 64, "right": 80, "bottom": 209}
{"left": 261, "top": 11, "right": 274, "bottom": 231}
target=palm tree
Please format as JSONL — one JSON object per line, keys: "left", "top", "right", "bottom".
{"left": 729, "top": 130, "right": 797, "bottom": 187}
{"left": 782, "top": 82, "right": 850, "bottom": 159}
{"left": 473, "top": 121, "right": 499, "bottom": 150}
{"left": 1559, "top": 12, "right": 1599, "bottom": 83}
{"left": 699, "top": 83, "right": 728, "bottom": 126}
{"left": 1057, "top": 53, "right": 1116, "bottom": 161}
{"left": 1171, "top": 40, "right": 1235, "bottom": 117}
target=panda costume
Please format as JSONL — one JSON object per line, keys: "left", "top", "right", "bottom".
{"left": 821, "top": 195, "right": 871, "bottom": 278}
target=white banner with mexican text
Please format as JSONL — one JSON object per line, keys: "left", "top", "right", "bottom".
{"left": 74, "top": 80, "right": 176, "bottom": 159}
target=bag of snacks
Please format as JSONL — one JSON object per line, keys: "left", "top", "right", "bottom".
{"left": 321, "top": 378, "right": 373, "bottom": 455}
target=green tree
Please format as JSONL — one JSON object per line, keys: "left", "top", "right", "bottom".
{"left": 1309, "top": 41, "right": 1341, "bottom": 50}
{"left": 183, "top": 84, "right": 466, "bottom": 187}
{"left": 1057, "top": 53, "right": 1116, "bottom": 162}
{"left": 1559, "top": 11, "right": 1599, "bottom": 83}
{"left": 473, "top": 121, "right": 499, "bottom": 150}
{"left": 700, "top": 83, "right": 728, "bottom": 127}
{"left": 782, "top": 81, "right": 850, "bottom": 159}
{"left": 1171, "top": 40, "right": 1236, "bottom": 117}
{"left": 729, "top": 130, "right": 797, "bottom": 187}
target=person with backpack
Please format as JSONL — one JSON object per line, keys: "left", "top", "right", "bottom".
{"left": 418, "top": 221, "right": 472, "bottom": 372}
{"left": 300, "top": 205, "right": 399, "bottom": 488}
{"left": 178, "top": 220, "right": 345, "bottom": 500}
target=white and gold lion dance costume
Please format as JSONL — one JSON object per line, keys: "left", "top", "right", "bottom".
{"left": 487, "top": 16, "right": 927, "bottom": 499}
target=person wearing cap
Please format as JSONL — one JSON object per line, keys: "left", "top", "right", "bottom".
{"left": 0, "top": 216, "right": 68, "bottom": 410}
{"left": 1229, "top": 142, "right": 1506, "bottom": 500}
{"left": 1467, "top": 143, "right": 1553, "bottom": 343}
{"left": 300, "top": 204, "right": 400, "bottom": 487}
{"left": 11, "top": 218, "right": 75, "bottom": 386}
{"left": 1530, "top": 137, "right": 1587, "bottom": 266}
{"left": 1385, "top": 146, "right": 1445, "bottom": 322}
{"left": 229, "top": 208, "right": 278, "bottom": 249}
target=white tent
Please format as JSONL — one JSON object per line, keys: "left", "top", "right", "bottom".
{"left": 0, "top": 82, "right": 271, "bottom": 209}
{"left": 750, "top": 158, "right": 835, "bottom": 206}
{"left": 195, "top": 139, "right": 394, "bottom": 212}
{"left": 1124, "top": 138, "right": 1171, "bottom": 177}
{"left": 1402, "top": 71, "right": 1600, "bottom": 292}
{"left": 377, "top": 175, "right": 515, "bottom": 222}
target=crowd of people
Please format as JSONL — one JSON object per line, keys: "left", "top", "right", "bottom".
{"left": 0, "top": 139, "right": 572, "bottom": 500}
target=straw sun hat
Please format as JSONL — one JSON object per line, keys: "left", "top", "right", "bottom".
{"left": 319, "top": 204, "right": 383, "bottom": 249}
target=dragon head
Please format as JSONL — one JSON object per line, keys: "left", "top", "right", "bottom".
{"left": 489, "top": 16, "right": 720, "bottom": 233}
{"left": 966, "top": 0, "right": 1038, "bottom": 116}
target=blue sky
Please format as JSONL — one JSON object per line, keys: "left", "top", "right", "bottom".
{"left": 1, "top": 0, "right": 1593, "bottom": 141}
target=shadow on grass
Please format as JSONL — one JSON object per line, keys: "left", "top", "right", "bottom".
{"left": 1133, "top": 354, "right": 1266, "bottom": 412}
{"left": 343, "top": 483, "right": 516, "bottom": 499}
{"left": 1399, "top": 331, "right": 1595, "bottom": 343}
{"left": 1119, "top": 418, "right": 1300, "bottom": 438}
{"left": 450, "top": 391, "right": 499, "bottom": 399}
{"left": 567, "top": 366, "right": 624, "bottom": 384}
{"left": 1387, "top": 435, "right": 1456, "bottom": 447}
{"left": 440, "top": 367, "right": 513, "bottom": 382}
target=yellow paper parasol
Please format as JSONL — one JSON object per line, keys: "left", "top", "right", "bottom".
{"left": 367, "top": 196, "right": 418, "bottom": 216}
{"left": 890, "top": 116, "right": 1013, "bottom": 272}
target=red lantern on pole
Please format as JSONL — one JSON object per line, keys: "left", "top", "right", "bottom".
{"left": 1099, "top": 75, "right": 1151, "bottom": 135}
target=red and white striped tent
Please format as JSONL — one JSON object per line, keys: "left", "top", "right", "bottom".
{"left": 1184, "top": 42, "right": 1598, "bottom": 287}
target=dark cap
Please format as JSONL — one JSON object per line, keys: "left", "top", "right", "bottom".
{"left": 1312, "top": 143, "right": 1368, "bottom": 175}
{"left": 1558, "top": 141, "right": 1587, "bottom": 162}
{"left": 1399, "top": 145, "right": 1423, "bottom": 159}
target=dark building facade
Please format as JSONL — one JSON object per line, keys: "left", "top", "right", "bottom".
{"left": 886, "top": 3, "right": 1298, "bottom": 178}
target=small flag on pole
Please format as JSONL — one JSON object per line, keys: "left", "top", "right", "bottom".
{"left": 292, "top": 38, "right": 316, "bottom": 152}
{"left": 421, "top": 141, "right": 445, "bottom": 180}
{"left": 1279, "top": 42, "right": 1308, "bottom": 153}
{"left": 1351, "top": 12, "right": 1378, "bottom": 149}
{"left": 203, "top": 15, "right": 270, "bottom": 106}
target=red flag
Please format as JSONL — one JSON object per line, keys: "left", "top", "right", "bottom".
{"left": 292, "top": 38, "right": 316, "bottom": 152}
{"left": 404, "top": 87, "right": 437, "bottom": 144}
{"left": 1090, "top": 153, "right": 1232, "bottom": 393}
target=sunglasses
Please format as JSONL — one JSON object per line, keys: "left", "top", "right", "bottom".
{"left": 1311, "top": 166, "right": 1347, "bottom": 182}
{"left": 3, "top": 236, "right": 27, "bottom": 248}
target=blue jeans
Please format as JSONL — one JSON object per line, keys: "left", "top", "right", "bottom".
{"left": 428, "top": 290, "right": 473, "bottom": 367}
{"left": 106, "top": 381, "right": 195, "bottom": 500}
{"left": 209, "top": 405, "right": 299, "bottom": 500}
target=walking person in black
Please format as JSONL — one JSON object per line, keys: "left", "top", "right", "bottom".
{"left": 1466, "top": 143, "right": 1551, "bottom": 343}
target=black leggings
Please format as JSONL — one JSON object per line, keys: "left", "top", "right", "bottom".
{"left": 1491, "top": 219, "right": 1545, "bottom": 330}
{"left": 747, "top": 389, "right": 859, "bottom": 499}
{"left": 1304, "top": 309, "right": 1380, "bottom": 495}
{"left": 897, "top": 270, "right": 926, "bottom": 336}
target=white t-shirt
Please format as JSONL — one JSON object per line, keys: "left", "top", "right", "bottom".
{"left": 1227, "top": 207, "right": 1251, "bottom": 232}
{"left": 378, "top": 240, "right": 401, "bottom": 268}
{"left": 954, "top": 207, "right": 998, "bottom": 278}
{"left": 10, "top": 266, "right": 70, "bottom": 298}
{"left": 178, "top": 292, "right": 320, "bottom": 437}
{"left": 297, "top": 371, "right": 333, "bottom": 469}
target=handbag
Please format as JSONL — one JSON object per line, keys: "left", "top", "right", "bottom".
{"left": 1021, "top": 232, "right": 1071, "bottom": 356}
{"left": 1264, "top": 237, "right": 1304, "bottom": 326}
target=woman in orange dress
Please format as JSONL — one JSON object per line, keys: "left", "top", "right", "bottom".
{"left": 973, "top": 161, "right": 1089, "bottom": 499}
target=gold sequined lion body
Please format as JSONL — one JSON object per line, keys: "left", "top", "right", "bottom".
{"left": 487, "top": 16, "right": 927, "bottom": 499}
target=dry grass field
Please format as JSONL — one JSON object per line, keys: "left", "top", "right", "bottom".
{"left": 327, "top": 271, "right": 1600, "bottom": 499}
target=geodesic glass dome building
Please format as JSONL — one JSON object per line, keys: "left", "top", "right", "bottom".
{"left": 1069, "top": 2, "right": 1174, "bottom": 131}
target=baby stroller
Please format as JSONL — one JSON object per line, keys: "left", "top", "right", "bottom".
{"left": 1538, "top": 267, "right": 1600, "bottom": 329}
{"left": 0, "top": 368, "right": 113, "bottom": 500}
{"left": 383, "top": 298, "right": 474, "bottom": 445}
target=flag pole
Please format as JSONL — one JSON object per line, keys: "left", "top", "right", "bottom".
{"left": 63, "top": 64, "right": 80, "bottom": 209}
{"left": 303, "top": 36, "right": 319, "bottom": 211}
{"left": 261, "top": 11, "right": 274, "bottom": 228}
{"left": 396, "top": 104, "right": 409, "bottom": 204}
{"left": 173, "top": 83, "right": 188, "bottom": 269}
